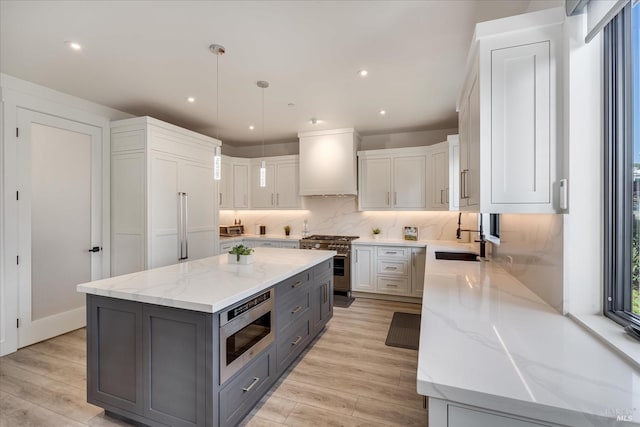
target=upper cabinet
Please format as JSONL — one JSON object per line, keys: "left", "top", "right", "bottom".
{"left": 426, "top": 141, "right": 449, "bottom": 211}
{"left": 457, "top": 7, "right": 565, "bottom": 213}
{"left": 358, "top": 147, "right": 427, "bottom": 210}
{"left": 250, "top": 155, "right": 301, "bottom": 209}
{"left": 298, "top": 128, "right": 360, "bottom": 196}
{"left": 219, "top": 156, "right": 249, "bottom": 210}
{"left": 447, "top": 135, "right": 460, "bottom": 211}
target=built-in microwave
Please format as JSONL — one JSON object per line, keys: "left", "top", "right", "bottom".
{"left": 219, "top": 288, "right": 274, "bottom": 384}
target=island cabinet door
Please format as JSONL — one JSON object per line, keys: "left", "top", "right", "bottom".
{"left": 142, "top": 305, "right": 214, "bottom": 427}
{"left": 312, "top": 271, "right": 333, "bottom": 335}
{"left": 87, "top": 295, "right": 144, "bottom": 416}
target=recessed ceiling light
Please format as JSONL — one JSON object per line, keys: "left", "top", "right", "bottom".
{"left": 249, "top": 125, "right": 255, "bottom": 130}
{"left": 186, "top": 97, "right": 195, "bottom": 103}
{"left": 358, "top": 69, "right": 369, "bottom": 77}
{"left": 64, "top": 41, "right": 82, "bottom": 51}
{"left": 288, "top": 102, "right": 295, "bottom": 107}
{"left": 379, "top": 109, "right": 387, "bottom": 115}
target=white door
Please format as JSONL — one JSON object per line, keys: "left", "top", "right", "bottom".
{"left": 394, "top": 156, "right": 426, "bottom": 209}
{"left": 359, "top": 158, "right": 391, "bottom": 209}
{"left": 233, "top": 163, "right": 249, "bottom": 208}
{"left": 17, "top": 109, "right": 102, "bottom": 347}
{"left": 275, "top": 162, "right": 299, "bottom": 208}
{"left": 181, "top": 159, "right": 216, "bottom": 261}
{"left": 250, "top": 163, "right": 275, "bottom": 208}
{"left": 149, "top": 152, "right": 180, "bottom": 268}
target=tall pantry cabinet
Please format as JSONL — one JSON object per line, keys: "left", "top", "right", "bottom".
{"left": 111, "top": 117, "right": 220, "bottom": 276}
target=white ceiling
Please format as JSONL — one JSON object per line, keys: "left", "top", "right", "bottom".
{"left": 0, "top": 0, "right": 532, "bottom": 145}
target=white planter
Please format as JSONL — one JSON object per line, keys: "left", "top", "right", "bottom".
{"left": 372, "top": 234, "right": 380, "bottom": 240}
{"left": 228, "top": 253, "right": 253, "bottom": 264}
{"left": 239, "top": 254, "right": 253, "bottom": 265}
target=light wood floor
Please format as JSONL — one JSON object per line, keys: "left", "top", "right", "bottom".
{"left": 0, "top": 298, "right": 427, "bottom": 427}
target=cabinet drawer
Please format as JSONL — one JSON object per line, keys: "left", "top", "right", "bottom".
{"left": 376, "top": 276, "right": 409, "bottom": 294}
{"left": 277, "top": 288, "right": 310, "bottom": 333}
{"left": 376, "top": 246, "right": 410, "bottom": 259}
{"left": 313, "top": 259, "right": 333, "bottom": 278}
{"left": 276, "top": 269, "right": 312, "bottom": 301}
{"left": 280, "top": 241, "right": 299, "bottom": 249}
{"left": 377, "top": 260, "right": 408, "bottom": 276}
{"left": 277, "top": 315, "right": 310, "bottom": 371}
{"left": 219, "top": 348, "right": 274, "bottom": 427}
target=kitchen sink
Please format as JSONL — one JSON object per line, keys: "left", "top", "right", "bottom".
{"left": 435, "top": 251, "right": 479, "bottom": 262}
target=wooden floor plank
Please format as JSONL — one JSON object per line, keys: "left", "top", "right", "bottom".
{"left": 0, "top": 297, "right": 427, "bottom": 427}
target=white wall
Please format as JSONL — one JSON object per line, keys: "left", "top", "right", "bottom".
{"left": 221, "top": 127, "right": 458, "bottom": 158}
{"left": 221, "top": 198, "right": 469, "bottom": 242}
{"left": 0, "top": 73, "right": 132, "bottom": 356}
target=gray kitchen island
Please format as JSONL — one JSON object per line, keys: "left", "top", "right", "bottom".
{"left": 77, "top": 247, "right": 335, "bottom": 427}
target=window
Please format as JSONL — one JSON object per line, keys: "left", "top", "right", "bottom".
{"left": 604, "top": 2, "right": 640, "bottom": 326}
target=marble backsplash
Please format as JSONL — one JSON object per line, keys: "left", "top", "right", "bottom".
{"left": 220, "top": 196, "right": 471, "bottom": 241}
{"left": 492, "top": 214, "right": 565, "bottom": 314}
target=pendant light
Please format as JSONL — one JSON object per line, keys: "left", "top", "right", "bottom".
{"left": 257, "top": 80, "right": 269, "bottom": 187}
{"left": 210, "top": 43, "right": 225, "bottom": 181}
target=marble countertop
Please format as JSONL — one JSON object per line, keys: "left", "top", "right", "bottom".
{"left": 220, "top": 234, "right": 302, "bottom": 242}
{"left": 417, "top": 241, "right": 640, "bottom": 426}
{"left": 352, "top": 237, "right": 429, "bottom": 247}
{"left": 77, "top": 248, "right": 335, "bottom": 313}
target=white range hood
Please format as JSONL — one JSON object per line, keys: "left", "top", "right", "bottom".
{"left": 297, "top": 128, "right": 360, "bottom": 196}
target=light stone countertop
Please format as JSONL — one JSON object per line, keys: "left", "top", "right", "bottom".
{"left": 77, "top": 247, "right": 335, "bottom": 313}
{"left": 220, "top": 234, "right": 302, "bottom": 242}
{"left": 417, "top": 241, "right": 640, "bottom": 426}
{"left": 352, "top": 237, "right": 428, "bottom": 247}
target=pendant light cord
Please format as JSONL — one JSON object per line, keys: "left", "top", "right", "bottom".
{"left": 261, "top": 85, "right": 265, "bottom": 158}
{"left": 216, "top": 53, "right": 220, "bottom": 141}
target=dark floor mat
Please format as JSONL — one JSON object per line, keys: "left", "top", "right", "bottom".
{"left": 333, "top": 294, "right": 355, "bottom": 308}
{"left": 385, "top": 312, "right": 421, "bottom": 350}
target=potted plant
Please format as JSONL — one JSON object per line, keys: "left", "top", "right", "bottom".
{"left": 284, "top": 225, "right": 291, "bottom": 236}
{"left": 372, "top": 227, "right": 381, "bottom": 239}
{"left": 228, "top": 244, "right": 254, "bottom": 264}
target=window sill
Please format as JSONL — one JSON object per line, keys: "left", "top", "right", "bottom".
{"left": 569, "top": 313, "right": 640, "bottom": 369}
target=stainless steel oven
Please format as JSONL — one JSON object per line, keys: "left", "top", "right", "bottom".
{"left": 219, "top": 288, "right": 274, "bottom": 384}
{"left": 299, "top": 235, "right": 358, "bottom": 295}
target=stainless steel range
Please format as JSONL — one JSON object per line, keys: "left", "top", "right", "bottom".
{"left": 299, "top": 235, "right": 359, "bottom": 295}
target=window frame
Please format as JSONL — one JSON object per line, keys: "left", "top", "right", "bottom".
{"left": 603, "top": 3, "right": 640, "bottom": 327}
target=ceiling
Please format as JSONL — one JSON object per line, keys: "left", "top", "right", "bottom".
{"left": 0, "top": 0, "right": 532, "bottom": 145}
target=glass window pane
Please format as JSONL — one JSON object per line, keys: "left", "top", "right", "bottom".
{"left": 633, "top": 2, "right": 639, "bottom": 315}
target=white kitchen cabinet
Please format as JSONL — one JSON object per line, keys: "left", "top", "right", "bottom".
{"left": 219, "top": 156, "right": 233, "bottom": 209}
{"left": 352, "top": 246, "right": 375, "bottom": 292}
{"left": 232, "top": 160, "right": 250, "bottom": 209}
{"left": 411, "top": 247, "right": 426, "bottom": 297}
{"left": 429, "top": 399, "right": 559, "bottom": 427}
{"left": 375, "top": 246, "right": 410, "bottom": 296}
{"left": 250, "top": 156, "right": 301, "bottom": 209}
{"left": 297, "top": 128, "right": 359, "bottom": 196}
{"left": 448, "top": 135, "right": 460, "bottom": 211}
{"left": 243, "top": 238, "right": 299, "bottom": 249}
{"left": 426, "top": 141, "right": 449, "bottom": 211}
{"left": 357, "top": 147, "right": 427, "bottom": 211}
{"left": 457, "top": 8, "right": 564, "bottom": 213}
{"left": 219, "top": 239, "right": 240, "bottom": 254}
{"left": 111, "top": 116, "right": 220, "bottom": 276}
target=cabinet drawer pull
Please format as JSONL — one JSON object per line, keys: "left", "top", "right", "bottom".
{"left": 440, "top": 189, "right": 444, "bottom": 204}
{"left": 385, "top": 251, "right": 397, "bottom": 255}
{"left": 242, "top": 377, "right": 260, "bottom": 392}
{"left": 291, "top": 336, "right": 302, "bottom": 346}
{"left": 384, "top": 266, "right": 398, "bottom": 271}
{"left": 291, "top": 305, "right": 302, "bottom": 314}
{"left": 386, "top": 284, "right": 399, "bottom": 288}
{"left": 292, "top": 281, "right": 303, "bottom": 289}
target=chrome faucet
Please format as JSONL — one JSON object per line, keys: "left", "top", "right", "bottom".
{"left": 456, "top": 212, "right": 487, "bottom": 258}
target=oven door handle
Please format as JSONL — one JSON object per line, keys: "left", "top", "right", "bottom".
{"left": 333, "top": 254, "right": 349, "bottom": 259}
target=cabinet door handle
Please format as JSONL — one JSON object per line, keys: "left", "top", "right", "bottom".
{"left": 271, "top": 193, "right": 274, "bottom": 206}
{"left": 323, "top": 283, "right": 328, "bottom": 303}
{"left": 440, "top": 189, "right": 444, "bottom": 204}
{"left": 276, "top": 193, "right": 280, "bottom": 206}
{"left": 292, "top": 281, "right": 303, "bottom": 289}
{"left": 394, "top": 191, "right": 397, "bottom": 205}
{"left": 291, "top": 336, "right": 302, "bottom": 346}
{"left": 242, "top": 377, "right": 260, "bottom": 392}
{"left": 412, "top": 252, "right": 415, "bottom": 267}
{"left": 386, "top": 192, "right": 390, "bottom": 206}
{"left": 291, "top": 305, "right": 302, "bottom": 314}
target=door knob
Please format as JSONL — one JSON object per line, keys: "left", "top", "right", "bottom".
{"left": 88, "top": 246, "right": 101, "bottom": 253}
